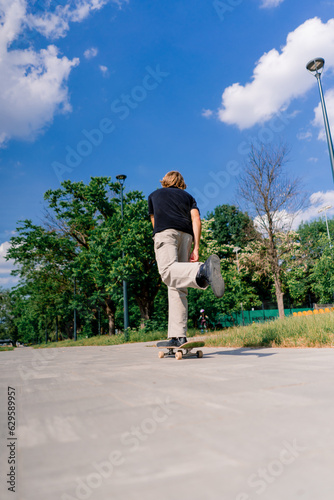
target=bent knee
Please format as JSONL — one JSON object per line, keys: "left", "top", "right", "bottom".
{"left": 160, "top": 268, "right": 171, "bottom": 286}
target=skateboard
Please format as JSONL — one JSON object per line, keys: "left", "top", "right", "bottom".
{"left": 157, "top": 340, "right": 205, "bottom": 360}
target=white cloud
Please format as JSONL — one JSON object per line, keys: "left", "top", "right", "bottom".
{"left": 0, "top": 43, "right": 79, "bottom": 145}
{"left": 297, "top": 130, "right": 312, "bottom": 141}
{"left": 26, "top": 0, "right": 124, "bottom": 39}
{"left": 84, "top": 47, "right": 98, "bottom": 59}
{"left": 202, "top": 109, "right": 213, "bottom": 118}
{"left": 293, "top": 190, "right": 334, "bottom": 228}
{"left": 260, "top": 0, "right": 285, "bottom": 8}
{"left": 312, "top": 88, "right": 334, "bottom": 141}
{"left": 0, "top": 242, "right": 19, "bottom": 289}
{"left": 253, "top": 191, "right": 334, "bottom": 234}
{"left": 254, "top": 209, "right": 296, "bottom": 236}
{"left": 0, "top": 243, "right": 13, "bottom": 275}
{"left": 99, "top": 64, "right": 109, "bottom": 76}
{"left": 0, "top": 0, "right": 127, "bottom": 146}
{"left": 218, "top": 17, "right": 334, "bottom": 130}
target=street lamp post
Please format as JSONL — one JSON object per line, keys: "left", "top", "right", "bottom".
{"left": 233, "top": 247, "right": 245, "bottom": 326}
{"left": 318, "top": 204, "right": 332, "bottom": 247}
{"left": 306, "top": 58, "right": 334, "bottom": 182}
{"left": 116, "top": 174, "right": 129, "bottom": 339}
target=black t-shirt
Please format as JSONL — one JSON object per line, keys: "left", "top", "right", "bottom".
{"left": 148, "top": 187, "right": 199, "bottom": 236}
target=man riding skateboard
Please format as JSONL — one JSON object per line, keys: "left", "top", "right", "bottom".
{"left": 148, "top": 171, "right": 224, "bottom": 347}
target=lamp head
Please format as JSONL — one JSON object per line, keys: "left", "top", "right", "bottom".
{"left": 116, "top": 174, "right": 127, "bottom": 186}
{"left": 306, "top": 57, "right": 325, "bottom": 76}
{"left": 318, "top": 204, "right": 332, "bottom": 213}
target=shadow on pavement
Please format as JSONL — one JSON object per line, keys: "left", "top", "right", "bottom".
{"left": 204, "top": 347, "right": 276, "bottom": 358}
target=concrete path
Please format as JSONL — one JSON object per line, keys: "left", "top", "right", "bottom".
{"left": 1, "top": 343, "right": 334, "bottom": 500}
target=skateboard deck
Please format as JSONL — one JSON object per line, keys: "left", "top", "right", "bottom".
{"left": 157, "top": 340, "right": 205, "bottom": 360}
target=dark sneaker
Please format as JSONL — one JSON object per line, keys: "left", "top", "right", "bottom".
{"left": 167, "top": 337, "right": 188, "bottom": 347}
{"left": 196, "top": 255, "right": 225, "bottom": 298}
{"left": 166, "top": 338, "right": 180, "bottom": 347}
{"left": 177, "top": 337, "right": 187, "bottom": 346}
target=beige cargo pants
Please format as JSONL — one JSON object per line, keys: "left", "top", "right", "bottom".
{"left": 153, "top": 229, "right": 207, "bottom": 338}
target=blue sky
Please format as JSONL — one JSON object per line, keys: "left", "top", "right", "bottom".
{"left": 1, "top": 0, "right": 334, "bottom": 286}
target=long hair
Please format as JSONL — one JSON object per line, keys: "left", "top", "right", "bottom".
{"left": 160, "top": 171, "right": 187, "bottom": 190}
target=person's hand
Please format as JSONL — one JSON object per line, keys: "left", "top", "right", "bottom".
{"left": 189, "top": 249, "right": 199, "bottom": 262}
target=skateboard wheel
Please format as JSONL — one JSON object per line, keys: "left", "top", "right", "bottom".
{"left": 158, "top": 351, "right": 165, "bottom": 358}
{"left": 196, "top": 350, "right": 203, "bottom": 358}
{"left": 175, "top": 351, "right": 183, "bottom": 360}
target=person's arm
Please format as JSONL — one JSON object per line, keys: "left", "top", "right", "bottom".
{"left": 189, "top": 208, "right": 201, "bottom": 262}
{"left": 148, "top": 194, "right": 154, "bottom": 229}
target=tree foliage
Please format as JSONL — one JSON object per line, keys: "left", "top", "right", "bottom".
{"left": 309, "top": 235, "right": 334, "bottom": 303}
{"left": 295, "top": 219, "right": 334, "bottom": 305}
{"left": 0, "top": 287, "right": 18, "bottom": 342}
{"left": 6, "top": 177, "right": 161, "bottom": 342}
{"left": 207, "top": 204, "right": 257, "bottom": 254}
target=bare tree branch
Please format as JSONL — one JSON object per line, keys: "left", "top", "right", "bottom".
{"left": 237, "top": 142, "right": 308, "bottom": 318}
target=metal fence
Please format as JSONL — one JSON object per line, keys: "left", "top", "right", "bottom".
{"left": 215, "top": 308, "right": 313, "bottom": 329}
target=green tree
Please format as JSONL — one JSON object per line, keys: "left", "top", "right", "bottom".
{"left": 207, "top": 204, "right": 257, "bottom": 254}
{"left": 287, "top": 217, "right": 334, "bottom": 306}
{"left": 7, "top": 221, "right": 77, "bottom": 341}
{"left": 0, "top": 287, "right": 18, "bottom": 343}
{"left": 44, "top": 177, "right": 134, "bottom": 334}
{"left": 309, "top": 235, "right": 334, "bottom": 303}
{"left": 45, "top": 178, "right": 161, "bottom": 332}
{"left": 7, "top": 177, "right": 161, "bottom": 341}
{"left": 298, "top": 218, "right": 334, "bottom": 261}
{"left": 112, "top": 195, "right": 161, "bottom": 327}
